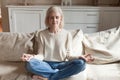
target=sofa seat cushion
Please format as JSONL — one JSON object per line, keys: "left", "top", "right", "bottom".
{"left": 86, "top": 63, "right": 120, "bottom": 80}
{"left": 61, "top": 71, "right": 87, "bottom": 80}
{"left": 0, "top": 61, "right": 32, "bottom": 80}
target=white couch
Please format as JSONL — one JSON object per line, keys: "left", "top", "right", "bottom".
{"left": 0, "top": 27, "right": 120, "bottom": 80}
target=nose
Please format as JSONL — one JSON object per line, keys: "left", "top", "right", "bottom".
{"left": 53, "top": 17, "right": 56, "bottom": 21}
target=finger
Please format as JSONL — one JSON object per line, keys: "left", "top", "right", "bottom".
{"left": 84, "top": 54, "right": 90, "bottom": 57}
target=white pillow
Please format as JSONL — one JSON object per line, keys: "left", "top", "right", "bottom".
{"left": 70, "top": 29, "right": 84, "bottom": 56}
{"left": 83, "top": 27, "right": 120, "bottom": 64}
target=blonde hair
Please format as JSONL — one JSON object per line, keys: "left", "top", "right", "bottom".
{"left": 45, "top": 6, "right": 64, "bottom": 28}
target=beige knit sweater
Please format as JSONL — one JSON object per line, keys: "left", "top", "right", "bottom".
{"left": 34, "top": 29, "right": 78, "bottom": 62}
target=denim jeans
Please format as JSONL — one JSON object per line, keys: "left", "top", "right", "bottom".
{"left": 26, "top": 58, "right": 86, "bottom": 80}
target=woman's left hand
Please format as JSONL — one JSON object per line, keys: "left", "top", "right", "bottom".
{"left": 79, "top": 54, "right": 94, "bottom": 62}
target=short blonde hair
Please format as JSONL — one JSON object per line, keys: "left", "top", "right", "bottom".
{"left": 45, "top": 6, "right": 64, "bottom": 28}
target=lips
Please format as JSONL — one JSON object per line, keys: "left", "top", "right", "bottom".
{"left": 52, "top": 22, "right": 57, "bottom": 25}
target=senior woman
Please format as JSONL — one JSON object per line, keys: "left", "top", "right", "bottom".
{"left": 21, "top": 6, "right": 94, "bottom": 80}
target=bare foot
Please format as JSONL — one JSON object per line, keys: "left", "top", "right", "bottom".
{"left": 32, "top": 75, "right": 48, "bottom": 80}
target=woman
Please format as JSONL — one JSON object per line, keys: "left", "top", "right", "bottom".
{"left": 21, "top": 6, "right": 94, "bottom": 80}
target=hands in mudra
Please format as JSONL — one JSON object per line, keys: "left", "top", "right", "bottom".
{"left": 21, "top": 53, "right": 34, "bottom": 61}
{"left": 79, "top": 54, "right": 94, "bottom": 62}
{"left": 21, "top": 53, "right": 94, "bottom": 62}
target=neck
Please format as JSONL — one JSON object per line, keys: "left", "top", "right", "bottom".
{"left": 49, "top": 27, "right": 61, "bottom": 33}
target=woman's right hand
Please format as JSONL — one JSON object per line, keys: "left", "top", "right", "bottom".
{"left": 21, "top": 53, "right": 34, "bottom": 61}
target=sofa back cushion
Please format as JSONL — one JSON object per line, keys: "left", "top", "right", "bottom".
{"left": 0, "top": 32, "right": 34, "bottom": 61}
{"left": 70, "top": 29, "right": 84, "bottom": 56}
{"left": 83, "top": 26, "right": 120, "bottom": 64}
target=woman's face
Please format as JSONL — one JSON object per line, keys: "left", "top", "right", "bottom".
{"left": 48, "top": 11, "right": 61, "bottom": 28}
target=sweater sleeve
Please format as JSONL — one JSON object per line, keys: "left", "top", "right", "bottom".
{"left": 66, "top": 32, "right": 79, "bottom": 60}
{"left": 34, "top": 30, "right": 44, "bottom": 60}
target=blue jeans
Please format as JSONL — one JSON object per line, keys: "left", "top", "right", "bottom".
{"left": 26, "top": 58, "right": 86, "bottom": 80}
